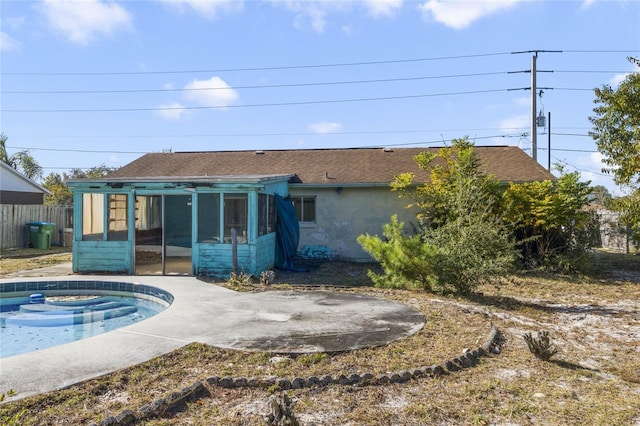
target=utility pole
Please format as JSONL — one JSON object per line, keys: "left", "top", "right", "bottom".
{"left": 531, "top": 53, "right": 538, "bottom": 161}
{"left": 510, "top": 50, "right": 561, "bottom": 163}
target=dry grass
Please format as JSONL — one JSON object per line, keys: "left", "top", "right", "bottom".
{"left": 0, "top": 247, "right": 71, "bottom": 276}
{"left": 1, "top": 251, "right": 639, "bottom": 425}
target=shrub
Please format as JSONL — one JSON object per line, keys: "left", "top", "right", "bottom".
{"left": 358, "top": 213, "right": 516, "bottom": 295}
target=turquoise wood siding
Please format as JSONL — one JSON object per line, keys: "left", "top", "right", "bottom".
{"left": 196, "top": 243, "right": 253, "bottom": 276}
{"left": 74, "top": 241, "right": 132, "bottom": 274}
{"left": 255, "top": 234, "right": 277, "bottom": 273}
{"left": 69, "top": 176, "right": 288, "bottom": 276}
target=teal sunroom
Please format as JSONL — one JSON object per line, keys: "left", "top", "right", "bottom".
{"left": 67, "top": 175, "right": 292, "bottom": 276}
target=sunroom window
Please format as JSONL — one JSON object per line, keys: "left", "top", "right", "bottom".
{"left": 107, "top": 194, "right": 128, "bottom": 241}
{"left": 82, "top": 193, "right": 104, "bottom": 240}
{"left": 224, "top": 194, "right": 248, "bottom": 243}
{"left": 258, "top": 193, "right": 276, "bottom": 237}
{"left": 198, "top": 193, "right": 221, "bottom": 243}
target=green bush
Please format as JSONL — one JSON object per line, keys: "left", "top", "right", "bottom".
{"left": 358, "top": 213, "right": 516, "bottom": 295}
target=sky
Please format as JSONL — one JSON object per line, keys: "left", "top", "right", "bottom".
{"left": 1, "top": 0, "right": 639, "bottom": 195}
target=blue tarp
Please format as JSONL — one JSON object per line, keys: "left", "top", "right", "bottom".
{"left": 274, "top": 195, "right": 300, "bottom": 270}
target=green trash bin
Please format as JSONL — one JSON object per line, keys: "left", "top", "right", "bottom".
{"left": 27, "top": 222, "right": 55, "bottom": 249}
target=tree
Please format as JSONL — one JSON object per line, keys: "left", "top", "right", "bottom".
{"left": 608, "top": 190, "right": 640, "bottom": 250}
{"left": 0, "top": 132, "right": 43, "bottom": 180}
{"left": 501, "top": 171, "right": 594, "bottom": 269}
{"left": 590, "top": 185, "right": 613, "bottom": 206}
{"left": 588, "top": 64, "right": 640, "bottom": 187}
{"left": 359, "top": 138, "right": 517, "bottom": 295}
{"left": 42, "top": 173, "right": 73, "bottom": 206}
{"left": 42, "top": 165, "right": 116, "bottom": 206}
{"left": 69, "top": 165, "right": 116, "bottom": 179}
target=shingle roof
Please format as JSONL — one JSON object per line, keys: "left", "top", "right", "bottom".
{"left": 107, "top": 146, "right": 555, "bottom": 185}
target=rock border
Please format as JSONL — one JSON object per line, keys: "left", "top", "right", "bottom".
{"left": 97, "top": 327, "right": 501, "bottom": 425}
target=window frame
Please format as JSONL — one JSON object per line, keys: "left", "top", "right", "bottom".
{"left": 291, "top": 195, "right": 316, "bottom": 224}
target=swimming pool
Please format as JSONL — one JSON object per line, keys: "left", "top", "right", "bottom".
{"left": 0, "top": 280, "right": 173, "bottom": 358}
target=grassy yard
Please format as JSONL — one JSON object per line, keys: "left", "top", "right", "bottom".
{"left": 0, "top": 247, "right": 71, "bottom": 276}
{"left": 0, "top": 251, "right": 639, "bottom": 425}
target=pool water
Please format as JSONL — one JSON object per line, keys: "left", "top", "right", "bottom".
{"left": 0, "top": 295, "right": 165, "bottom": 358}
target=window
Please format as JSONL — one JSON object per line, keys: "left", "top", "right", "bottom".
{"left": 291, "top": 196, "right": 316, "bottom": 223}
{"left": 83, "top": 193, "right": 129, "bottom": 241}
{"left": 198, "top": 193, "right": 220, "bottom": 243}
{"left": 82, "top": 193, "right": 104, "bottom": 240}
{"left": 258, "top": 194, "right": 276, "bottom": 237}
{"left": 224, "top": 194, "right": 248, "bottom": 243}
{"left": 107, "top": 194, "right": 128, "bottom": 241}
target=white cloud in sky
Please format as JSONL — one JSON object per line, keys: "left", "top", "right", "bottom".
{"left": 609, "top": 72, "right": 630, "bottom": 87}
{"left": 498, "top": 114, "right": 529, "bottom": 131}
{"left": 0, "top": 32, "right": 21, "bottom": 51}
{"left": 183, "top": 76, "right": 239, "bottom": 108}
{"left": 37, "top": 0, "right": 132, "bottom": 45}
{"left": 272, "top": 1, "right": 400, "bottom": 33}
{"left": 581, "top": 0, "right": 597, "bottom": 9}
{"left": 156, "top": 102, "right": 188, "bottom": 121}
{"left": 363, "top": 0, "right": 403, "bottom": 18}
{"left": 309, "top": 121, "right": 343, "bottom": 134}
{"left": 574, "top": 151, "right": 621, "bottom": 194}
{"left": 419, "top": 0, "right": 522, "bottom": 29}
{"left": 159, "top": 0, "right": 242, "bottom": 19}
{"left": 282, "top": 2, "right": 333, "bottom": 33}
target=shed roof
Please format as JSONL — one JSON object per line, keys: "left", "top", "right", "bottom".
{"left": 106, "top": 146, "right": 555, "bottom": 185}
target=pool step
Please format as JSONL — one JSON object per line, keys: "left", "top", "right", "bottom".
{"left": 6, "top": 304, "right": 138, "bottom": 327}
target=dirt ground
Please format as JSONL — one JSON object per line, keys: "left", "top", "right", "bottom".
{"left": 1, "top": 251, "right": 639, "bottom": 425}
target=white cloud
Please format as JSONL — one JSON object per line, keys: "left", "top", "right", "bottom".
{"left": 609, "top": 72, "right": 630, "bottom": 87}
{"left": 581, "top": 0, "right": 597, "bottom": 9}
{"left": 269, "top": 1, "right": 401, "bottom": 33}
{"left": 419, "top": 0, "right": 522, "bottom": 29}
{"left": 574, "top": 151, "right": 621, "bottom": 193}
{"left": 183, "top": 76, "right": 239, "bottom": 108}
{"left": 159, "top": 0, "right": 242, "bottom": 19}
{"left": 498, "top": 114, "right": 529, "bottom": 131}
{"left": 37, "top": 0, "right": 132, "bottom": 45}
{"left": 271, "top": 1, "right": 349, "bottom": 33}
{"left": 0, "top": 32, "right": 21, "bottom": 52}
{"left": 309, "top": 121, "right": 343, "bottom": 134}
{"left": 363, "top": 0, "right": 403, "bottom": 18}
{"left": 156, "top": 102, "right": 188, "bottom": 120}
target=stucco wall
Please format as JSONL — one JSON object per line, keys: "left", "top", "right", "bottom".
{"left": 289, "top": 186, "right": 417, "bottom": 262}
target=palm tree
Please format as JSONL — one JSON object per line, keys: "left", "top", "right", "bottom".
{"left": 0, "top": 132, "right": 43, "bottom": 181}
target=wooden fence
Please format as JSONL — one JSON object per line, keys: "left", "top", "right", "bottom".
{"left": 0, "top": 204, "right": 73, "bottom": 250}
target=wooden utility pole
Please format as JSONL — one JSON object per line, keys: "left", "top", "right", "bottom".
{"left": 510, "top": 50, "right": 561, "bottom": 162}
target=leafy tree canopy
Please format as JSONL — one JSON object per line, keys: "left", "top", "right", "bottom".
{"left": 360, "top": 138, "right": 516, "bottom": 295}
{"left": 42, "top": 164, "right": 117, "bottom": 206}
{"left": 589, "top": 64, "right": 640, "bottom": 187}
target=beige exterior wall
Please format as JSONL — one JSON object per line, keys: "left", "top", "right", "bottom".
{"left": 289, "top": 186, "right": 417, "bottom": 262}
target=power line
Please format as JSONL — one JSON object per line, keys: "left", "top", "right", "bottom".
{"left": 2, "top": 70, "right": 629, "bottom": 95}
{"left": 8, "top": 146, "right": 149, "bottom": 154}
{"left": 14, "top": 132, "right": 530, "bottom": 157}
{"left": 1, "top": 88, "right": 509, "bottom": 113}
{"left": 1, "top": 71, "right": 509, "bottom": 95}
{"left": 1, "top": 52, "right": 512, "bottom": 76}
{"left": 12, "top": 126, "right": 557, "bottom": 140}
{"left": 5, "top": 49, "right": 635, "bottom": 77}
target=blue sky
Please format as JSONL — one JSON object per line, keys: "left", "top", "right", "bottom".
{"left": 1, "top": 0, "right": 638, "bottom": 195}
